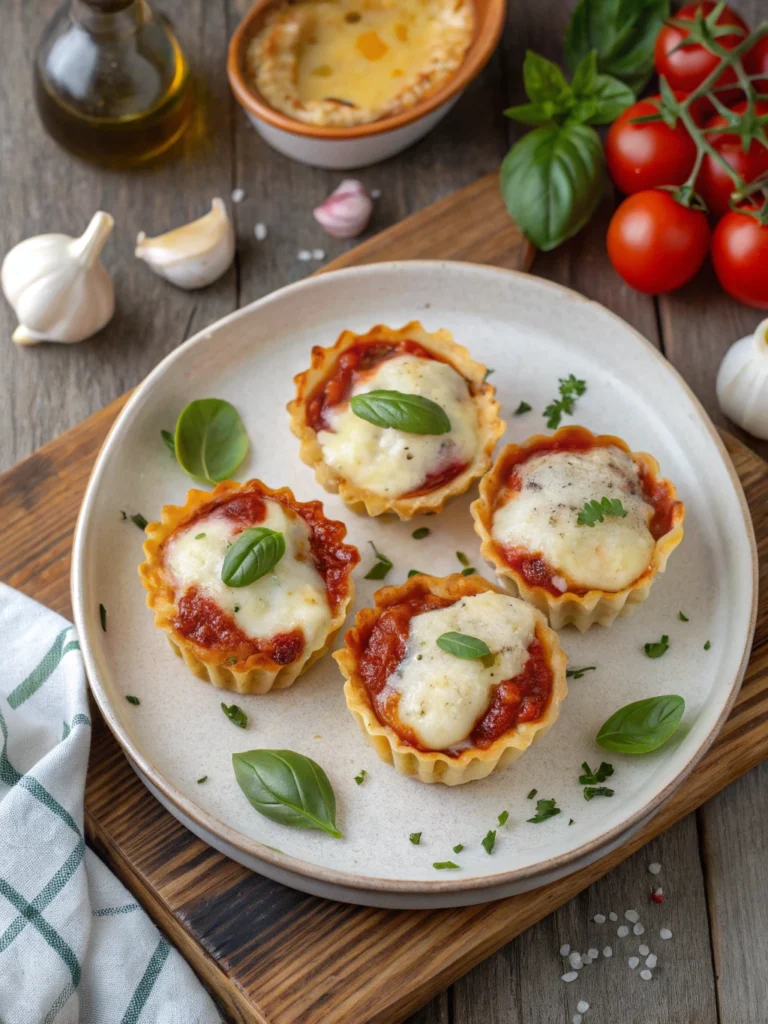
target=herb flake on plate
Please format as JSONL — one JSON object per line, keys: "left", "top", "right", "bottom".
{"left": 99, "top": 604, "right": 107, "bottom": 632}
{"left": 409, "top": 832, "right": 422, "bottom": 845}
{"left": 543, "top": 375, "right": 587, "bottom": 428}
{"left": 354, "top": 769, "right": 367, "bottom": 785}
{"left": 498, "top": 810, "right": 509, "bottom": 827}
{"left": 125, "top": 695, "right": 140, "bottom": 706}
{"left": 515, "top": 401, "right": 532, "bottom": 415}
{"left": 578, "top": 761, "right": 614, "bottom": 786}
{"left": 527, "top": 798, "right": 561, "bottom": 823}
{"left": 482, "top": 829, "right": 496, "bottom": 854}
{"left": 679, "top": 611, "right": 689, "bottom": 622}
{"left": 221, "top": 702, "right": 247, "bottom": 728}
{"left": 131, "top": 513, "right": 148, "bottom": 531}
{"left": 567, "top": 665, "right": 596, "bottom": 679}
{"left": 412, "top": 527, "right": 430, "bottom": 540}
{"left": 453, "top": 843, "right": 464, "bottom": 854}
{"left": 433, "top": 861, "right": 460, "bottom": 870}
{"left": 584, "top": 786, "right": 614, "bottom": 801}
{"left": 644, "top": 634, "right": 669, "bottom": 659}
{"left": 365, "top": 541, "right": 393, "bottom": 581}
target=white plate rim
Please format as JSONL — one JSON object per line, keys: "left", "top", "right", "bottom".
{"left": 71, "top": 261, "right": 758, "bottom": 895}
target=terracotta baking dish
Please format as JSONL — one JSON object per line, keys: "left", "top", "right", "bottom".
{"left": 227, "top": 0, "right": 507, "bottom": 168}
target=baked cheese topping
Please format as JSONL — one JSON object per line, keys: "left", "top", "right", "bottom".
{"left": 492, "top": 446, "right": 655, "bottom": 592}
{"left": 317, "top": 352, "right": 479, "bottom": 497}
{"left": 387, "top": 592, "right": 537, "bottom": 750}
{"left": 165, "top": 499, "right": 331, "bottom": 652}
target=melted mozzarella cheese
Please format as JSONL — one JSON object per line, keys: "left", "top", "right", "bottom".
{"left": 317, "top": 353, "right": 479, "bottom": 497}
{"left": 492, "top": 446, "right": 655, "bottom": 592}
{"left": 165, "top": 498, "right": 331, "bottom": 652}
{"left": 387, "top": 592, "right": 537, "bottom": 750}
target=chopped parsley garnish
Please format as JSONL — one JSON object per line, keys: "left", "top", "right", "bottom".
{"left": 195, "top": 532, "right": 206, "bottom": 539}
{"left": 584, "top": 786, "right": 615, "bottom": 801}
{"left": 679, "top": 611, "right": 689, "bottom": 622}
{"left": 461, "top": 567, "right": 476, "bottom": 576}
{"left": 453, "top": 843, "right": 464, "bottom": 854}
{"left": 456, "top": 551, "right": 470, "bottom": 567}
{"left": 407, "top": 569, "right": 422, "bottom": 578}
{"left": 484, "top": 368, "right": 494, "bottom": 380}
{"left": 514, "top": 401, "right": 532, "bottom": 415}
{"left": 577, "top": 497, "right": 627, "bottom": 528}
{"left": 412, "top": 527, "right": 430, "bottom": 540}
{"left": 197, "top": 776, "right": 208, "bottom": 784}
{"left": 354, "top": 769, "right": 367, "bottom": 785}
{"left": 221, "top": 702, "right": 247, "bottom": 728}
{"left": 644, "top": 634, "right": 670, "bottom": 659}
{"left": 527, "top": 798, "right": 561, "bottom": 823}
{"left": 481, "top": 829, "right": 496, "bottom": 854}
{"left": 99, "top": 604, "right": 107, "bottom": 632}
{"left": 568, "top": 818, "right": 574, "bottom": 825}
{"left": 120, "top": 510, "right": 127, "bottom": 520}
{"left": 578, "top": 761, "right": 614, "bottom": 786}
{"left": 234, "top": 605, "right": 240, "bottom": 613}
{"left": 365, "top": 541, "right": 393, "bottom": 580}
{"left": 497, "top": 810, "right": 509, "bottom": 827}
{"left": 409, "top": 832, "right": 422, "bottom": 845}
{"left": 131, "top": 513, "right": 148, "bottom": 531}
{"left": 433, "top": 861, "right": 459, "bottom": 869}
{"left": 567, "top": 666, "right": 596, "bottom": 679}
{"left": 704, "top": 640, "right": 711, "bottom": 650}
{"left": 527, "top": 788, "right": 537, "bottom": 800}
{"left": 125, "top": 695, "right": 140, "bottom": 705}
{"left": 543, "top": 375, "right": 587, "bottom": 429}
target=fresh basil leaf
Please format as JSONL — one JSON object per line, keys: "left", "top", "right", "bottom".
{"left": 436, "top": 632, "right": 491, "bottom": 659}
{"left": 570, "top": 49, "right": 598, "bottom": 97}
{"left": 596, "top": 695, "right": 685, "bottom": 754}
{"left": 350, "top": 390, "right": 451, "bottom": 435}
{"left": 500, "top": 122, "right": 605, "bottom": 252}
{"left": 161, "top": 429, "right": 176, "bottom": 456}
{"left": 174, "top": 398, "right": 249, "bottom": 484}
{"left": 565, "top": 0, "right": 670, "bottom": 95}
{"left": 582, "top": 73, "right": 635, "bottom": 124}
{"left": 504, "top": 101, "right": 559, "bottom": 126}
{"left": 221, "top": 703, "right": 247, "bottom": 728}
{"left": 482, "top": 829, "right": 496, "bottom": 854}
{"left": 523, "top": 50, "right": 573, "bottom": 107}
{"left": 221, "top": 528, "right": 285, "bottom": 588}
{"left": 232, "top": 749, "right": 342, "bottom": 837}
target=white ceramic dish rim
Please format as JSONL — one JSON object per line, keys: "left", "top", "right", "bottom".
{"left": 71, "top": 261, "right": 758, "bottom": 895}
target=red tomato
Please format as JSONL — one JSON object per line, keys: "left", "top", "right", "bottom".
{"left": 654, "top": 3, "right": 749, "bottom": 98}
{"left": 607, "top": 190, "right": 711, "bottom": 294}
{"left": 711, "top": 208, "right": 768, "bottom": 308}
{"left": 606, "top": 94, "right": 705, "bottom": 194}
{"left": 744, "top": 34, "right": 768, "bottom": 93}
{"left": 697, "top": 101, "right": 768, "bottom": 219}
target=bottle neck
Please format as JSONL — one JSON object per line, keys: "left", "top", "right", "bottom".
{"left": 70, "top": 0, "right": 149, "bottom": 37}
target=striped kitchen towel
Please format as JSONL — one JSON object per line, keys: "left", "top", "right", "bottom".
{"left": 0, "top": 583, "right": 222, "bottom": 1024}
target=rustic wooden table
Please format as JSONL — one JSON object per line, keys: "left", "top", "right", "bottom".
{"left": 2, "top": 1, "right": 766, "bottom": 1022}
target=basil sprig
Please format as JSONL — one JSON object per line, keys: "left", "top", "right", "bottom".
{"left": 172, "top": 398, "right": 249, "bottom": 484}
{"left": 436, "top": 632, "right": 491, "bottom": 660}
{"left": 350, "top": 390, "right": 451, "bottom": 435}
{"left": 221, "top": 528, "right": 285, "bottom": 588}
{"left": 232, "top": 749, "right": 342, "bottom": 838}
{"left": 596, "top": 695, "right": 685, "bottom": 754}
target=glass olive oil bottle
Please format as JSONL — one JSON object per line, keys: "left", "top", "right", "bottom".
{"left": 34, "top": 0, "right": 194, "bottom": 167}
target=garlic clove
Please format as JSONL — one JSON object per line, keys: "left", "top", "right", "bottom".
{"left": 716, "top": 318, "right": 768, "bottom": 440}
{"left": 313, "top": 180, "right": 374, "bottom": 239}
{"left": 1, "top": 211, "right": 115, "bottom": 346}
{"left": 135, "top": 198, "right": 235, "bottom": 290}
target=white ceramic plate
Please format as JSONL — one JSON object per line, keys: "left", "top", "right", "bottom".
{"left": 72, "top": 262, "right": 757, "bottom": 909}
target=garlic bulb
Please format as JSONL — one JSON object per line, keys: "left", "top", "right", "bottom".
{"left": 313, "top": 180, "right": 373, "bottom": 239}
{"left": 135, "top": 198, "right": 235, "bottom": 290}
{"left": 716, "top": 318, "right": 768, "bottom": 440}
{"left": 1, "top": 212, "right": 114, "bottom": 346}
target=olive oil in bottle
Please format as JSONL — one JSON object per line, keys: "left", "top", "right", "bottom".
{"left": 34, "top": 0, "right": 194, "bottom": 167}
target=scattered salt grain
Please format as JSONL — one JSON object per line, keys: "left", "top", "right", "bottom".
{"left": 297, "top": 250, "right": 312, "bottom": 261}
{"left": 617, "top": 926, "right": 629, "bottom": 937}
{"left": 231, "top": 188, "right": 245, "bottom": 203}
{"left": 640, "top": 969, "right": 653, "bottom": 981}
{"left": 569, "top": 952, "right": 583, "bottom": 969}
{"left": 312, "top": 248, "right": 326, "bottom": 261}
{"left": 572, "top": 1016, "right": 582, "bottom": 1024}
{"left": 603, "top": 946, "right": 613, "bottom": 958}
{"left": 593, "top": 914, "right": 606, "bottom": 924}
{"left": 660, "top": 928, "right": 673, "bottom": 940}
{"left": 254, "top": 223, "right": 268, "bottom": 241}
{"left": 562, "top": 971, "right": 578, "bottom": 983}
{"left": 560, "top": 944, "right": 571, "bottom": 956}
{"left": 628, "top": 956, "right": 639, "bottom": 969}
{"left": 639, "top": 944, "right": 650, "bottom": 956}
{"left": 633, "top": 923, "right": 645, "bottom": 936}
{"left": 587, "top": 948, "right": 598, "bottom": 959}
{"left": 625, "top": 909, "right": 640, "bottom": 923}
{"left": 648, "top": 862, "right": 662, "bottom": 875}
{"left": 646, "top": 954, "right": 658, "bottom": 968}
{"left": 371, "top": 189, "right": 382, "bottom": 199}
{"left": 609, "top": 912, "right": 618, "bottom": 922}
{"left": 581, "top": 955, "right": 592, "bottom": 965}
{"left": 577, "top": 1000, "right": 590, "bottom": 1013}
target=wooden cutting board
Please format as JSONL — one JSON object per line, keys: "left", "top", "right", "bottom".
{"left": 0, "top": 173, "right": 766, "bottom": 1024}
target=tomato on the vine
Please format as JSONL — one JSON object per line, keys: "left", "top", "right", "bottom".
{"left": 607, "top": 190, "right": 711, "bottom": 294}
{"left": 605, "top": 94, "right": 707, "bottom": 195}
{"left": 744, "top": 34, "right": 768, "bottom": 94}
{"left": 654, "top": 3, "right": 749, "bottom": 98}
{"left": 711, "top": 207, "right": 768, "bottom": 309}
{"left": 697, "top": 101, "right": 768, "bottom": 219}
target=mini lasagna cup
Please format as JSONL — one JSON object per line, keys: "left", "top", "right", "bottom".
{"left": 334, "top": 573, "right": 567, "bottom": 785}
{"left": 139, "top": 479, "right": 359, "bottom": 694}
{"left": 471, "top": 426, "right": 685, "bottom": 632}
{"left": 288, "top": 322, "right": 505, "bottom": 519}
